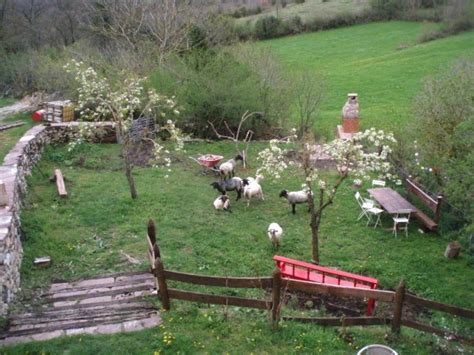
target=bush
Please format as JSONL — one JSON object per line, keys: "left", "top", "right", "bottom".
{"left": 254, "top": 16, "right": 285, "bottom": 40}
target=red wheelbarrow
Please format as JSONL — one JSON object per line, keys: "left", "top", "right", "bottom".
{"left": 189, "top": 154, "right": 223, "bottom": 174}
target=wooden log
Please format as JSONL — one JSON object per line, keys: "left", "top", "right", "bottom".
{"left": 392, "top": 279, "right": 406, "bottom": 334}
{"left": 155, "top": 257, "right": 170, "bottom": 310}
{"left": 283, "top": 316, "right": 390, "bottom": 326}
{"left": 33, "top": 256, "right": 51, "bottom": 268}
{"left": 401, "top": 319, "right": 474, "bottom": 345}
{"left": 163, "top": 270, "right": 273, "bottom": 289}
{"left": 271, "top": 268, "right": 282, "bottom": 327}
{"left": 283, "top": 279, "right": 395, "bottom": 302}
{"left": 53, "top": 169, "right": 67, "bottom": 197}
{"left": 0, "top": 120, "right": 24, "bottom": 132}
{"left": 444, "top": 241, "right": 461, "bottom": 259}
{"left": 167, "top": 289, "right": 269, "bottom": 310}
{"left": 404, "top": 293, "right": 474, "bottom": 319}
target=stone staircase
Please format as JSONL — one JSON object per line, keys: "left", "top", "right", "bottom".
{"left": 0, "top": 271, "right": 161, "bottom": 347}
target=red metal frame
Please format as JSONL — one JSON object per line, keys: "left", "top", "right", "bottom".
{"left": 273, "top": 255, "right": 378, "bottom": 316}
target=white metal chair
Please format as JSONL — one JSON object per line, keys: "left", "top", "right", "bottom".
{"left": 357, "top": 344, "right": 398, "bottom": 355}
{"left": 392, "top": 209, "right": 411, "bottom": 237}
{"left": 372, "top": 179, "right": 386, "bottom": 187}
{"left": 355, "top": 192, "right": 373, "bottom": 221}
{"left": 355, "top": 192, "right": 383, "bottom": 227}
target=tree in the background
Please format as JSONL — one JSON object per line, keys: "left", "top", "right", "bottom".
{"left": 65, "top": 59, "right": 183, "bottom": 199}
{"left": 410, "top": 60, "right": 474, "bottom": 226}
{"left": 257, "top": 129, "right": 396, "bottom": 263}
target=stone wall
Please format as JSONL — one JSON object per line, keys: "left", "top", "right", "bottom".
{"left": 0, "top": 122, "right": 115, "bottom": 316}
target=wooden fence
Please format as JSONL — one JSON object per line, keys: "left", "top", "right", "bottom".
{"left": 146, "top": 220, "right": 474, "bottom": 344}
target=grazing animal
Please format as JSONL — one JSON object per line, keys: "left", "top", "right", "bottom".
{"left": 219, "top": 154, "right": 244, "bottom": 180}
{"left": 267, "top": 222, "right": 283, "bottom": 248}
{"left": 279, "top": 189, "right": 312, "bottom": 214}
{"left": 243, "top": 175, "right": 264, "bottom": 206}
{"left": 210, "top": 177, "right": 243, "bottom": 201}
{"left": 213, "top": 195, "right": 231, "bottom": 212}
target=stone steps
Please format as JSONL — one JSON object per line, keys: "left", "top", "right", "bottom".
{"left": 0, "top": 271, "right": 161, "bottom": 347}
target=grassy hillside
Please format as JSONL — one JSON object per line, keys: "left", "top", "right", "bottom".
{"left": 259, "top": 21, "right": 474, "bottom": 138}
{"left": 238, "top": 0, "right": 370, "bottom": 24}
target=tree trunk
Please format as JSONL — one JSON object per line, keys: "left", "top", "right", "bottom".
{"left": 308, "top": 193, "right": 320, "bottom": 264}
{"left": 124, "top": 150, "right": 138, "bottom": 199}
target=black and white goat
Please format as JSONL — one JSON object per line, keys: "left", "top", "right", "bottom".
{"left": 210, "top": 177, "right": 243, "bottom": 201}
{"left": 213, "top": 195, "right": 231, "bottom": 212}
{"left": 219, "top": 155, "right": 243, "bottom": 180}
{"left": 279, "top": 189, "right": 312, "bottom": 214}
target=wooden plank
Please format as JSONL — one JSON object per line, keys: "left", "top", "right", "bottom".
{"left": 401, "top": 319, "right": 474, "bottom": 345}
{"left": 167, "top": 289, "right": 270, "bottom": 310}
{"left": 164, "top": 270, "right": 273, "bottom": 289}
{"left": 405, "top": 294, "right": 474, "bottom": 319}
{"left": 405, "top": 179, "right": 438, "bottom": 212}
{"left": 47, "top": 294, "right": 152, "bottom": 311}
{"left": 54, "top": 169, "right": 67, "bottom": 197}
{"left": 43, "top": 284, "right": 154, "bottom": 303}
{"left": 412, "top": 209, "right": 437, "bottom": 230}
{"left": 283, "top": 316, "right": 390, "bottom": 326}
{"left": 283, "top": 279, "right": 395, "bottom": 303}
{"left": 0, "top": 120, "right": 24, "bottom": 132}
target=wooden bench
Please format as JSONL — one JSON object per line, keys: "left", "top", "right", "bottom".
{"left": 273, "top": 255, "right": 378, "bottom": 316}
{"left": 405, "top": 179, "right": 442, "bottom": 232}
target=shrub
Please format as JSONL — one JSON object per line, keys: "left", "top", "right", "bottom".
{"left": 295, "top": 0, "right": 305, "bottom": 4}
{"left": 254, "top": 16, "right": 285, "bottom": 40}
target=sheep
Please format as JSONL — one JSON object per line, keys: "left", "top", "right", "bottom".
{"left": 243, "top": 175, "right": 264, "bottom": 206}
{"left": 267, "top": 222, "right": 283, "bottom": 248}
{"left": 210, "top": 177, "right": 243, "bottom": 201}
{"left": 213, "top": 195, "right": 231, "bottom": 212}
{"left": 219, "top": 154, "right": 243, "bottom": 180}
{"left": 279, "top": 189, "right": 312, "bottom": 214}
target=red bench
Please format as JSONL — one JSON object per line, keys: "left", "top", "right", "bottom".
{"left": 273, "top": 255, "right": 379, "bottom": 315}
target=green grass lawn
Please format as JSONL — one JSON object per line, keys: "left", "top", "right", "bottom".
{"left": 3, "top": 140, "right": 472, "bottom": 354}
{"left": 0, "top": 113, "right": 36, "bottom": 161}
{"left": 0, "top": 98, "right": 15, "bottom": 108}
{"left": 260, "top": 21, "right": 474, "bottom": 138}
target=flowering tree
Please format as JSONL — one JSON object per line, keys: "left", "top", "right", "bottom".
{"left": 65, "top": 60, "right": 183, "bottom": 199}
{"left": 257, "top": 128, "right": 396, "bottom": 263}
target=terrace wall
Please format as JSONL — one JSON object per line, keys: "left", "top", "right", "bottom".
{"left": 0, "top": 122, "right": 114, "bottom": 315}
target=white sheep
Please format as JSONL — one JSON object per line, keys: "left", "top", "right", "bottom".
{"left": 243, "top": 175, "right": 264, "bottom": 206}
{"left": 267, "top": 222, "right": 283, "bottom": 248}
{"left": 279, "top": 189, "right": 312, "bottom": 214}
{"left": 219, "top": 154, "right": 243, "bottom": 180}
{"left": 213, "top": 195, "right": 231, "bottom": 212}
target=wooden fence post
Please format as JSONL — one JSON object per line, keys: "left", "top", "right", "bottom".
{"left": 271, "top": 268, "right": 282, "bottom": 328}
{"left": 155, "top": 257, "right": 170, "bottom": 311}
{"left": 148, "top": 219, "right": 161, "bottom": 258}
{"left": 392, "top": 279, "right": 406, "bottom": 334}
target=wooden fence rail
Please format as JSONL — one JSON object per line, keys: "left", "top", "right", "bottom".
{"left": 146, "top": 219, "right": 474, "bottom": 344}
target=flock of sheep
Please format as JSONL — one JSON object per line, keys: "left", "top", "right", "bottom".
{"left": 210, "top": 154, "right": 312, "bottom": 248}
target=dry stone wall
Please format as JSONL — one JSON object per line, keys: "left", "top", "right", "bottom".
{"left": 0, "top": 122, "right": 115, "bottom": 316}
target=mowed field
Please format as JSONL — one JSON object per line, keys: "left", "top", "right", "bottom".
{"left": 259, "top": 21, "right": 474, "bottom": 138}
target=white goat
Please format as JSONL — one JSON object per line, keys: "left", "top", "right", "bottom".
{"left": 279, "top": 189, "right": 312, "bottom": 214}
{"left": 267, "top": 222, "right": 283, "bottom": 248}
{"left": 213, "top": 195, "right": 231, "bottom": 212}
{"left": 243, "top": 175, "right": 264, "bottom": 206}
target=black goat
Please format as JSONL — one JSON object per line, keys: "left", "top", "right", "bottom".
{"left": 210, "top": 177, "right": 243, "bottom": 201}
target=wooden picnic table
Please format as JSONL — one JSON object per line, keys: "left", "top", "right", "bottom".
{"left": 367, "top": 187, "right": 416, "bottom": 214}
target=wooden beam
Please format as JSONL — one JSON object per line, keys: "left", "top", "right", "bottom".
{"left": 167, "top": 289, "right": 269, "bottom": 310}
{"left": 0, "top": 120, "right": 24, "bottom": 132}
{"left": 283, "top": 279, "right": 395, "bottom": 302}
{"left": 53, "top": 169, "right": 67, "bottom": 197}
{"left": 164, "top": 270, "right": 273, "bottom": 289}
{"left": 283, "top": 316, "right": 390, "bottom": 326}
{"left": 401, "top": 319, "right": 474, "bottom": 345}
{"left": 404, "top": 294, "right": 474, "bottom": 319}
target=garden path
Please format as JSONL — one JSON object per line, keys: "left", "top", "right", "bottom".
{"left": 0, "top": 271, "right": 161, "bottom": 347}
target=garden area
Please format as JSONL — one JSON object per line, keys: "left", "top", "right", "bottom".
{"left": 0, "top": 1, "right": 473, "bottom": 353}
